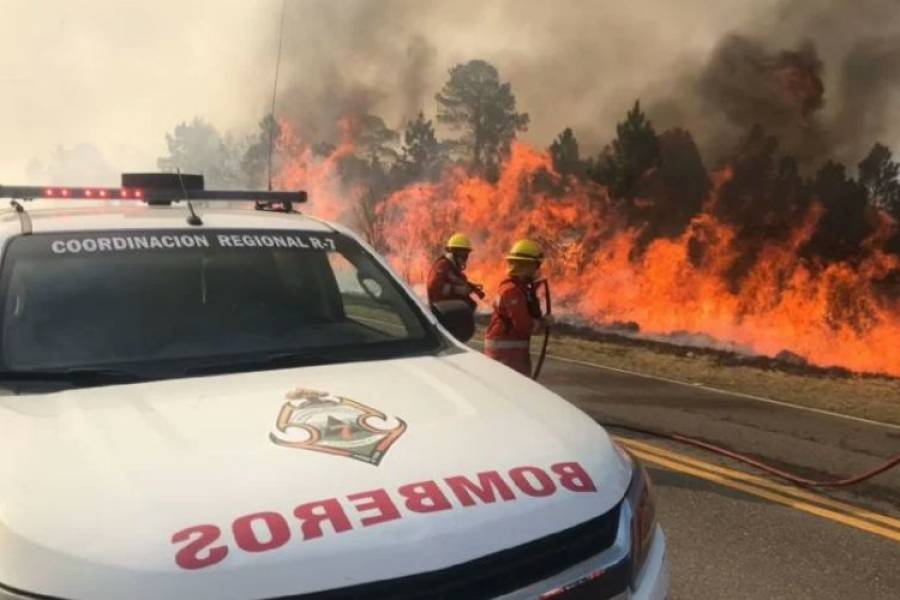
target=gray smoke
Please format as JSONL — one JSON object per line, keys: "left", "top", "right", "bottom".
{"left": 26, "top": 144, "right": 118, "bottom": 186}
{"left": 681, "top": 35, "right": 829, "bottom": 165}
{"left": 266, "top": 0, "right": 900, "bottom": 167}
{"left": 268, "top": 0, "right": 751, "bottom": 147}
{"left": 831, "top": 33, "right": 900, "bottom": 161}
{"left": 6, "top": 0, "right": 898, "bottom": 181}
{"left": 652, "top": 0, "right": 900, "bottom": 166}
{"left": 272, "top": 0, "right": 439, "bottom": 142}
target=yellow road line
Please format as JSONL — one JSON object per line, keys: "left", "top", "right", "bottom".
{"left": 615, "top": 436, "right": 900, "bottom": 532}
{"left": 618, "top": 445, "right": 900, "bottom": 543}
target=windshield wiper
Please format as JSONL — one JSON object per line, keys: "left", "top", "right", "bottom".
{"left": 0, "top": 368, "right": 146, "bottom": 386}
{"left": 183, "top": 351, "right": 342, "bottom": 377}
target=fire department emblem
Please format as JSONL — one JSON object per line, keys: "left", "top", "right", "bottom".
{"left": 270, "top": 388, "right": 407, "bottom": 466}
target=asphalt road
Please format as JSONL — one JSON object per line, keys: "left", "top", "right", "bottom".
{"left": 538, "top": 355, "right": 900, "bottom": 600}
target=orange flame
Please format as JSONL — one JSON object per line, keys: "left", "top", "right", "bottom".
{"left": 280, "top": 138, "right": 900, "bottom": 377}
{"left": 277, "top": 118, "right": 360, "bottom": 222}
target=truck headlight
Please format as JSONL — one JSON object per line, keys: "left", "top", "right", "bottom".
{"left": 625, "top": 452, "right": 657, "bottom": 587}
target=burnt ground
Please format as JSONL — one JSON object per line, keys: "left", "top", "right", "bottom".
{"left": 474, "top": 311, "right": 895, "bottom": 380}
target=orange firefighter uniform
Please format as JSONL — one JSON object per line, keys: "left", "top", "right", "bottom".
{"left": 427, "top": 256, "right": 475, "bottom": 305}
{"left": 427, "top": 233, "right": 483, "bottom": 307}
{"left": 485, "top": 239, "right": 548, "bottom": 376}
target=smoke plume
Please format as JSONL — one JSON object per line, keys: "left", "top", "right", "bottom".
{"left": 655, "top": 0, "right": 900, "bottom": 166}
{"left": 6, "top": 0, "right": 898, "bottom": 179}
{"left": 266, "top": 0, "right": 900, "bottom": 168}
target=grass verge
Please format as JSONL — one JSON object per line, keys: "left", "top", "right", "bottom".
{"left": 474, "top": 328, "right": 900, "bottom": 426}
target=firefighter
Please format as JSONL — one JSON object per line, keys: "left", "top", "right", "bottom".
{"left": 427, "top": 233, "right": 485, "bottom": 307}
{"left": 484, "top": 239, "right": 552, "bottom": 376}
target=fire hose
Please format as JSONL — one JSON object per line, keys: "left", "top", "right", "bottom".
{"left": 524, "top": 287, "right": 900, "bottom": 487}
{"left": 596, "top": 421, "right": 900, "bottom": 488}
{"left": 532, "top": 279, "right": 552, "bottom": 381}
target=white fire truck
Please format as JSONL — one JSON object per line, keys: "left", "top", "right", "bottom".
{"left": 0, "top": 174, "right": 668, "bottom": 599}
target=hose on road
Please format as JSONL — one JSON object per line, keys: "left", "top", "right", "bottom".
{"left": 598, "top": 421, "right": 900, "bottom": 488}
{"left": 525, "top": 315, "right": 898, "bottom": 488}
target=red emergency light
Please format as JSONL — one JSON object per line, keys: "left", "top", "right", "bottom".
{"left": 1, "top": 186, "right": 305, "bottom": 204}
{"left": 0, "top": 186, "right": 146, "bottom": 201}
{"left": 0, "top": 172, "right": 306, "bottom": 206}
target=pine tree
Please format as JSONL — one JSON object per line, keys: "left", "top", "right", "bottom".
{"left": 435, "top": 60, "right": 529, "bottom": 178}
{"left": 240, "top": 114, "right": 281, "bottom": 188}
{"left": 549, "top": 128, "right": 585, "bottom": 178}
{"left": 858, "top": 143, "right": 900, "bottom": 218}
{"left": 398, "top": 112, "right": 445, "bottom": 182}
{"left": 594, "top": 100, "right": 660, "bottom": 198}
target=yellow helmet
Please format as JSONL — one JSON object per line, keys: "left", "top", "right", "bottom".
{"left": 506, "top": 239, "right": 543, "bottom": 262}
{"left": 445, "top": 233, "right": 473, "bottom": 251}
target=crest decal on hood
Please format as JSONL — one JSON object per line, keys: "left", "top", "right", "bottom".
{"left": 270, "top": 388, "right": 407, "bottom": 466}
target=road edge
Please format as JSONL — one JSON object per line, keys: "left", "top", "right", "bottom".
{"left": 543, "top": 352, "right": 900, "bottom": 433}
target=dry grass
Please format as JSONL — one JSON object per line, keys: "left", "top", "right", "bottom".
{"left": 473, "top": 329, "right": 900, "bottom": 426}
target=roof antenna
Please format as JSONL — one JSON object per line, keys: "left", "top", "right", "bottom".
{"left": 10, "top": 200, "right": 32, "bottom": 235}
{"left": 176, "top": 168, "right": 203, "bottom": 226}
{"left": 266, "top": 0, "right": 288, "bottom": 194}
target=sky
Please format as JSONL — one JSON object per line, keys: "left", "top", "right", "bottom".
{"left": 1, "top": 0, "right": 896, "bottom": 186}
{"left": 0, "top": 1, "right": 274, "bottom": 184}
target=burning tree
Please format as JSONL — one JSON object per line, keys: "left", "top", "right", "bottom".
{"left": 634, "top": 128, "right": 710, "bottom": 242}
{"left": 161, "top": 50, "right": 900, "bottom": 377}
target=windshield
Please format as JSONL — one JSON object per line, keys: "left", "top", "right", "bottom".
{"left": 0, "top": 230, "right": 443, "bottom": 383}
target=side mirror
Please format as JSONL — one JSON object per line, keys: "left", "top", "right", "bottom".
{"left": 431, "top": 300, "right": 475, "bottom": 343}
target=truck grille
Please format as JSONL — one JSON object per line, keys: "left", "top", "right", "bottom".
{"left": 273, "top": 503, "right": 624, "bottom": 600}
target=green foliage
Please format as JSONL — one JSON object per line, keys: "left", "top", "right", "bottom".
{"left": 240, "top": 114, "right": 281, "bottom": 188}
{"left": 594, "top": 100, "right": 660, "bottom": 198}
{"left": 397, "top": 112, "right": 446, "bottom": 182}
{"left": 549, "top": 127, "right": 588, "bottom": 179}
{"left": 435, "top": 59, "right": 529, "bottom": 178}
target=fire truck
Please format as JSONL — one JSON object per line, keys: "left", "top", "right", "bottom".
{"left": 0, "top": 174, "right": 668, "bottom": 599}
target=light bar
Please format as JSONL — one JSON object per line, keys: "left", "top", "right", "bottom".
{"left": 3, "top": 186, "right": 144, "bottom": 200}
{"left": 0, "top": 185, "right": 306, "bottom": 204}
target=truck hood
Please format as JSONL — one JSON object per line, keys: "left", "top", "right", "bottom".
{"left": 0, "top": 350, "right": 629, "bottom": 600}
